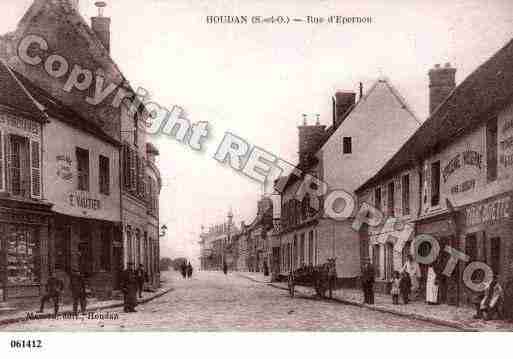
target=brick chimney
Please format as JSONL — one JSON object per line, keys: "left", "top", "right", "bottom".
{"left": 332, "top": 91, "right": 356, "bottom": 127}
{"left": 91, "top": 1, "right": 111, "bottom": 53}
{"left": 298, "top": 115, "right": 326, "bottom": 169}
{"left": 428, "top": 62, "right": 456, "bottom": 115}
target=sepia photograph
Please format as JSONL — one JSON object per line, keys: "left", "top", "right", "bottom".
{"left": 0, "top": 0, "right": 513, "bottom": 355}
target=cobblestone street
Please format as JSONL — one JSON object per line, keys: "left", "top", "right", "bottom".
{"left": 3, "top": 271, "right": 452, "bottom": 331}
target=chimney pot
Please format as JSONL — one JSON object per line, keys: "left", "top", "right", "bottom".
{"left": 92, "top": 2, "right": 111, "bottom": 53}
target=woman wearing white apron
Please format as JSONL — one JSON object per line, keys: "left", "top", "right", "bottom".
{"left": 426, "top": 266, "right": 439, "bottom": 304}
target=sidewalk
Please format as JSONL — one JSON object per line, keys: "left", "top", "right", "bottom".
{"left": 236, "top": 271, "right": 513, "bottom": 331}
{"left": 0, "top": 283, "right": 173, "bottom": 328}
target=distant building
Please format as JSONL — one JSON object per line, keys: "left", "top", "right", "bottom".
{"left": 199, "top": 211, "right": 238, "bottom": 271}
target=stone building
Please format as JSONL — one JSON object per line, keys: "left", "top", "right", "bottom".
{"left": 356, "top": 38, "right": 513, "bottom": 306}
{"left": 199, "top": 212, "right": 238, "bottom": 271}
{"left": 0, "top": 0, "right": 162, "bottom": 300}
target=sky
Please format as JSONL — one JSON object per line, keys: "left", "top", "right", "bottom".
{"left": 1, "top": 0, "right": 513, "bottom": 267}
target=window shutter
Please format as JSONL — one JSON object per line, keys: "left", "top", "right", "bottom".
{"left": 0, "top": 130, "right": 3, "bottom": 191}
{"left": 4, "top": 134, "right": 11, "bottom": 193}
{"left": 130, "top": 149, "right": 137, "bottom": 192}
{"left": 123, "top": 145, "right": 131, "bottom": 190}
{"left": 30, "top": 140, "right": 41, "bottom": 198}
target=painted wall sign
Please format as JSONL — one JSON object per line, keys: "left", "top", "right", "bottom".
{"left": 500, "top": 136, "right": 513, "bottom": 151}
{"left": 451, "top": 179, "right": 476, "bottom": 195}
{"left": 442, "top": 150, "right": 482, "bottom": 183}
{"left": 56, "top": 155, "right": 73, "bottom": 182}
{"left": 465, "top": 195, "right": 511, "bottom": 227}
{"left": 503, "top": 118, "right": 513, "bottom": 134}
{"left": 68, "top": 191, "right": 101, "bottom": 210}
{"left": 0, "top": 114, "right": 40, "bottom": 136}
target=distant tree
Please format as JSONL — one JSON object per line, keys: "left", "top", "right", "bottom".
{"left": 160, "top": 257, "right": 174, "bottom": 271}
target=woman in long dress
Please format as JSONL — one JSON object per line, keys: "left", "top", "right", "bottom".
{"left": 426, "top": 266, "right": 439, "bottom": 304}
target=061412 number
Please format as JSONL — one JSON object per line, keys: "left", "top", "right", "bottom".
{"left": 10, "top": 340, "right": 42, "bottom": 349}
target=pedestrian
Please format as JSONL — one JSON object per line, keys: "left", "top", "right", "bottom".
{"left": 187, "top": 262, "right": 193, "bottom": 279}
{"left": 180, "top": 262, "right": 187, "bottom": 279}
{"left": 361, "top": 261, "right": 375, "bottom": 304}
{"left": 69, "top": 269, "right": 87, "bottom": 315}
{"left": 426, "top": 266, "right": 439, "bottom": 305}
{"left": 474, "top": 274, "right": 504, "bottom": 320}
{"left": 121, "top": 262, "right": 138, "bottom": 313}
{"left": 327, "top": 258, "right": 337, "bottom": 299}
{"left": 400, "top": 271, "right": 412, "bottom": 304}
{"left": 136, "top": 264, "right": 147, "bottom": 298}
{"left": 37, "top": 273, "right": 64, "bottom": 316}
{"left": 263, "top": 261, "right": 269, "bottom": 277}
{"left": 402, "top": 254, "right": 421, "bottom": 300}
{"left": 223, "top": 261, "right": 228, "bottom": 275}
{"left": 391, "top": 271, "right": 400, "bottom": 305}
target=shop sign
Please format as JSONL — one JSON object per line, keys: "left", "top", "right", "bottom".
{"left": 442, "top": 150, "right": 482, "bottom": 183}
{"left": 465, "top": 195, "right": 511, "bottom": 227}
{"left": 68, "top": 191, "right": 101, "bottom": 210}
{"left": 451, "top": 179, "right": 476, "bottom": 195}
{"left": 0, "top": 113, "right": 40, "bottom": 136}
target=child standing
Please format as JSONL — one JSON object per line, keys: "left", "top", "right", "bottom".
{"left": 400, "top": 271, "right": 412, "bottom": 304}
{"left": 391, "top": 271, "right": 400, "bottom": 305}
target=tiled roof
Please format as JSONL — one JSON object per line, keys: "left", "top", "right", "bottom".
{"left": 357, "top": 37, "right": 513, "bottom": 193}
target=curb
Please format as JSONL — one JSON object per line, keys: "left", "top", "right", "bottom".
{"left": 236, "top": 274, "right": 474, "bottom": 331}
{"left": 0, "top": 287, "right": 174, "bottom": 328}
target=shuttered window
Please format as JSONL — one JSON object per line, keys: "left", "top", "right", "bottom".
{"left": 0, "top": 130, "right": 3, "bottom": 191}
{"left": 99, "top": 155, "right": 110, "bottom": 195}
{"left": 30, "top": 140, "right": 41, "bottom": 198}
{"left": 130, "top": 149, "right": 137, "bottom": 192}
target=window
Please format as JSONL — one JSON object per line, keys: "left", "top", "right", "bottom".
{"left": 76, "top": 147, "right": 90, "bottom": 191}
{"left": 293, "top": 236, "right": 297, "bottom": 269}
{"left": 99, "top": 155, "right": 110, "bottom": 195}
{"left": 5, "top": 225, "right": 40, "bottom": 285}
{"left": 374, "top": 187, "right": 382, "bottom": 211}
{"left": 343, "top": 137, "right": 352, "bottom": 154}
{"left": 385, "top": 243, "right": 394, "bottom": 280}
{"left": 30, "top": 141, "right": 41, "bottom": 198}
{"left": 465, "top": 234, "right": 478, "bottom": 262}
{"left": 9, "top": 135, "right": 28, "bottom": 197}
{"left": 387, "top": 182, "right": 395, "bottom": 216}
{"left": 308, "top": 231, "right": 314, "bottom": 265}
{"left": 100, "top": 226, "right": 111, "bottom": 271}
{"left": 431, "top": 161, "right": 441, "bottom": 206}
{"left": 487, "top": 117, "right": 498, "bottom": 182}
{"left": 402, "top": 174, "right": 410, "bottom": 215}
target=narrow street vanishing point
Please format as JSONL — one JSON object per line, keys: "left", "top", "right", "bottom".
{"left": 4, "top": 271, "right": 450, "bottom": 331}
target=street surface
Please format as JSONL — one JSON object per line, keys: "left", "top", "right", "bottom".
{"left": 3, "top": 271, "right": 451, "bottom": 331}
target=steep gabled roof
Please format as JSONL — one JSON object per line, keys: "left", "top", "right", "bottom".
{"left": 357, "top": 37, "right": 513, "bottom": 193}
{"left": 0, "top": 59, "right": 46, "bottom": 121}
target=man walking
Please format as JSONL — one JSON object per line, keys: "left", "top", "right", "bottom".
{"left": 361, "top": 261, "right": 375, "bottom": 305}
{"left": 135, "top": 264, "right": 147, "bottom": 298}
{"left": 187, "top": 262, "right": 193, "bottom": 279}
{"left": 37, "top": 273, "right": 64, "bottom": 316}
{"left": 223, "top": 261, "right": 228, "bottom": 275}
{"left": 70, "top": 270, "right": 87, "bottom": 315}
{"left": 121, "top": 262, "right": 139, "bottom": 313}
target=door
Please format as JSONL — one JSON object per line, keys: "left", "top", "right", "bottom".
{"left": 79, "top": 224, "right": 93, "bottom": 277}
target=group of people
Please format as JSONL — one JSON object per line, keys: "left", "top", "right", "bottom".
{"left": 362, "top": 254, "right": 506, "bottom": 321}
{"left": 180, "top": 262, "right": 194, "bottom": 279}
{"left": 38, "top": 263, "right": 149, "bottom": 316}
{"left": 38, "top": 269, "right": 88, "bottom": 316}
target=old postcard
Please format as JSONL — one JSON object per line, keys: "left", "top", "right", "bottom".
{"left": 0, "top": 0, "right": 513, "bottom": 353}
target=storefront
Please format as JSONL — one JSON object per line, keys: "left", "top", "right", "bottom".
{"left": 0, "top": 199, "right": 52, "bottom": 301}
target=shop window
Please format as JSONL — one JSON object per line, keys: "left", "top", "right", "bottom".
{"left": 374, "top": 187, "right": 382, "bottom": 211}
{"left": 465, "top": 234, "right": 478, "bottom": 262}
{"left": 6, "top": 225, "right": 40, "bottom": 285}
{"left": 402, "top": 174, "right": 410, "bottom": 215}
{"left": 99, "top": 155, "right": 110, "bottom": 195}
{"left": 387, "top": 182, "right": 395, "bottom": 216}
{"left": 308, "top": 231, "right": 314, "bottom": 265}
{"left": 76, "top": 147, "right": 90, "bottom": 191}
{"left": 490, "top": 237, "right": 500, "bottom": 275}
{"left": 431, "top": 161, "right": 441, "bottom": 206}
{"left": 100, "top": 226, "right": 111, "bottom": 271}
{"left": 486, "top": 117, "right": 498, "bottom": 182}
{"left": 343, "top": 137, "right": 352, "bottom": 154}
{"left": 372, "top": 244, "right": 380, "bottom": 278}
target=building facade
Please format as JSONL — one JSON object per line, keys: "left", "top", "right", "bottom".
{"left": 356, "top": 39, "right": 513, "bottom": 306}
{"left": 199, "top": 213, "right": 238, "bottom": 271}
